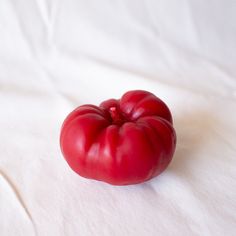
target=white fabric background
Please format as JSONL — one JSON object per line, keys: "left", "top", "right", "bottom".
{"left": 0, "top": 1, "right": 236, "bottom": 235}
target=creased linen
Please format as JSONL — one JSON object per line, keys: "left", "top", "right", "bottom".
{"left": 0, "top": 1, "right": 236, "bottom": 235}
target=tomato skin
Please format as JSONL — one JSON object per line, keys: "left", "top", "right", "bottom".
{"left": 60, "top": 90, "right": 176, "bottom": 185}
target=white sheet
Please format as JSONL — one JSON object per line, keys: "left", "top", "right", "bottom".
{"left": 0, "top": 1, "right": 236, "bottom": 235}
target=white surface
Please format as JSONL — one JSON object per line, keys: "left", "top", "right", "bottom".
{"left": 0, "top": 1, "right": 236, "bottom": 235}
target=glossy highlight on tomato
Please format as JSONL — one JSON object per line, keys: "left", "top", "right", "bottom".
{"left": 60, "top": 90, "right": 176, "bottom": 185}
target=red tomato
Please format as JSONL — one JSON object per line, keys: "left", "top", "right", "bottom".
{"left": 60, "top": 90, "right": 176, "bottom": 185}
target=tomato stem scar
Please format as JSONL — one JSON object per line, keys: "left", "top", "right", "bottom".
{"left": 109, "top": 106, "right": 124, "bottom": 125}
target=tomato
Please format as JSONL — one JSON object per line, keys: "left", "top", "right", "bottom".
{"left": 60, "top": 90, "right": 176, "bottom": 185}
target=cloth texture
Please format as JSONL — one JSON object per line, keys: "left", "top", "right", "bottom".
{"left": 0, "top": 1, "right": 236, "bottom": 235}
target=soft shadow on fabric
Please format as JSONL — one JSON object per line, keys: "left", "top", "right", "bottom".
{"left": 166, "top": 111, "right": 217, "bottom": 176}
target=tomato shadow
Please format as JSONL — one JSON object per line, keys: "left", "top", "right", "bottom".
{"left": 146, "top": 110, "right": 218, "bottom": 186}
{"left": 166, "top": 110, "right": 217, "bottom": 177}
